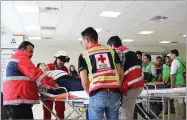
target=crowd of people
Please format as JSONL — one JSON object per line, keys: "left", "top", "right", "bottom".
{"left": 1, "top": 27, "right": 186, "bottom": 120}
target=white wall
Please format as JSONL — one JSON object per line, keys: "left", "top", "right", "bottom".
{"left": 31, "top": 45, "right": 83, "bottom": 70}
{"left": 165, "top": 44, "right": 186, "bottom": 61}
{"left": 31, "top": 44, "right": 186, "bottom": 69}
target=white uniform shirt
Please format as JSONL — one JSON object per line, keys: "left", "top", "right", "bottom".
{"left": 170, "top": 59, "right": 180, "bottom": 75}
{"left": 150, "top": 64, "right": 157, "bottom": 77}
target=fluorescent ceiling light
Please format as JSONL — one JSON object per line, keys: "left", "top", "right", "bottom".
{"left": 95, "top": 28, "right": 102, "bottom": 33}
{"left": 28, "top": 37, "right": 41, "bottom": 40}
{"left": 15, "top": 6, "right": 39, "bottom": 13}
{"left": 122, "top": 39, "right": 134, "bottom": 42}
{"left": 24, "top": 26, "right": 40, "bottom": 30}
{"left": 100, "top": 11, "right": 121, "bottom": 18}
{"left": 78, "top": 38, "right": 82, "bottom": 41}
{"left": 138, "top": 31, "right": 154, "bottom": 35}
{"left": 159, "top": 41, "right": 171, "bottom": 44}
{"left": 182, "top": 34, "right": 186, "bottom": 37}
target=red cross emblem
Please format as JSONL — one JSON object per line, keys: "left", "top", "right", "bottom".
{"left": 98, "top": 55, "right": 106, "bottom": 63}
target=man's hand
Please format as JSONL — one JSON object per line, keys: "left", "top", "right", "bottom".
{"left": 39, "top": 64, "right": 50, "bottom": 72}
{"left": 51, "top": 83, "right": 60, "bottom": 90}
{"left": 171, "top": 84, "right": 175, "bottom": 88}
{"left": 40, "top": 83, "right": 59, "bottom": 90}
{"left": 80, "top": 69, "right": 89, "bottom": 94}
{"left": 170, "top": 74, "right": 175, "bottom": 88}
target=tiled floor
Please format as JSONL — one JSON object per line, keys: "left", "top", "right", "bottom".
{"left": 33, "top": 102, "right": 86, "bottom": 119}
{"left": 33, "top": 103, "right": 177, "bottom": 120}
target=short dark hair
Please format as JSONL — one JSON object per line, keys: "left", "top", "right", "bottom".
{"left": 136, "top": 51, "right": 142, "bottom": 56}
{"left": 156, "top": 56, "right": 162, "bottom": 60}
{"left": 170, "top": 49, "right": 179, "bottom": 56}
{"left": 81, "top": 27, "right": 98, "bottom": 43}
{"left": 18, "top": 41, "right": 34, "bottom": 50}
{"left": 144, "top": 54, "right": 151, "bottom": 61}
{"left": 37, "top": 63, "right": 42, "bottom": 68}
{"left": 107, "top": 36, "right": 122, "bottom": 47}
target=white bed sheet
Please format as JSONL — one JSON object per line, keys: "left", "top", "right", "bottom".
{"left": 70, "top": 87, "right": 186, "bottom": 99}
{"left": 40, "top": 87, "right": 186, "bottom": 100}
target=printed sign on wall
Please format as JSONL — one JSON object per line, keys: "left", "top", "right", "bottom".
{"left": 1, "top": 49, "right": 15, "bottom": 90}
{"left": 1, "top": 35, "right": 23, "bottom": 48}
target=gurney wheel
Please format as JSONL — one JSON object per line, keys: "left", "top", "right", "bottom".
{"left": 149, "top": 102, "right": 162, "bottom": 116}
{"left": 142, "top": 101, "right": 162, "bottom": 118}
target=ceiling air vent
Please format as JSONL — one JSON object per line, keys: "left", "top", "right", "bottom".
{"left": 41, "top": 26, "right": 56, "bottom": 30}
{"left": 42, "top": 37, "right": 53, "bottom": 40}
{"left": 170, "top": 42, "right": 178, "bottom": 44}
{"left": 150, "top": 16, "right": 169, "bottom": 22}
{"left": 39, "top": 7, "right": 59, "bottom": 13}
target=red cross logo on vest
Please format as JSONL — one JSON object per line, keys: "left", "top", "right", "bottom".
{"left": 95, "top": 53, "right": 111, "bottom": 72}
{"left": 98, "top": 55, "right": 106, "bottom": 63}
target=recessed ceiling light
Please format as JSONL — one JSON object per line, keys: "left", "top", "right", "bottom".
{"left": 24, "top": 26, "right": 40, "bottom": 30}
{"left": 15, "top": 6, "right": 39, "bottom": 13}
{"left": 100, "top": 11, "right": 121, "bottom": 18}
{"left": 28, "top": 37, "right": 41, "bottom": 40}
{"left": 78, "top": 38, "right": 82, "bottom": 41}
{"left": 138, "top": 31, "right": 154, "bottom": 35}
{"left": 122, "top": 39, "right": 134, "bottom": 42}
{"left": 159, "top": 41, "right": 171, "bottom": 44}
{"left": 95, "top": 28, "right": 102, "bottom": 33}
{"left": 182, "top": 34, "right": 186, "bottom": 37}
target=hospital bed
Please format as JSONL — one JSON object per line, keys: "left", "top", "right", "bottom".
{"left": 40, "top": 86, "right": 186, "bottom": 120}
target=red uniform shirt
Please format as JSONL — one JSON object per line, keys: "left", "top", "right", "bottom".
{"left": 48, "top": 62, "right": 69, "bottom": 72}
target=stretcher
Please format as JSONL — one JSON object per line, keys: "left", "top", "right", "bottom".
{"left": 40, "top": 86, "right": 186, "bottom": 120}
{"left": 40, "top": 87, "right": 89, "bottom": 120}
{"left": 138, "top": 85, "right": 186, "bottom": 120}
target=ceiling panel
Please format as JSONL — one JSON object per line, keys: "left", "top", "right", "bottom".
{"left": 38, "top": 1, "right": 62, "bottom": 8}
{"left": 39, "top": 1, "right": 62, "bottom": 27}
{"left": 25, "top": 30, "right": 41, "bottom": 36}
{"left": 40, "top": 13, "right": 59, "bottom": 27}
{"left": 101, "top": 1, "right": 134, "bottom": 12}
{"left": 1, "top": 1, "right": 24, "bottom": 34}
{"left": 102, "top": 1, "right": 158, "bottom": 36}
{"left": 66, "top": 1, "right": 109, "bottom": 40}
{"left": 13, "top": 1, "right": 38, "bottom": 6}
{"left": 41, "top": 30, "right": 55, "bottom": 37}
{"left": 78, "top": 1, "right": 109, "bottom": 18}
{"left": 19, "top": 13, "right": 39, "bottom": 26}
{"left": 120, "top": 1, "right": 158, "bottom": 20}
{"left": 1, "top": 1, "right": 186, "bottom": 47}
{"left": 55, "top": 1, "right": 86, "bottom": 38}
{"left": 110, "top": 1, "right": 184, "bottom": 37}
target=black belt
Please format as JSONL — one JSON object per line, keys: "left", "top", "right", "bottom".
{"left": 90, "top": 88, "right": 120, "bottom": 97}
{"left": 100, "top": 88, "right": 120, "bottom": 93}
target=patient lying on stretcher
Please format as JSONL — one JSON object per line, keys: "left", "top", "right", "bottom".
{"left": 145, "top": 73, "right": 170, "bottom": 87}
{"left": 144, "top": 72, "right": 170, "bottom": 86}
{"left": 37, "top": 63, "right": 84, "bottom": 95}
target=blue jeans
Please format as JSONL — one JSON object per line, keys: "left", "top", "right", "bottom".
{"left": 88, "top": 91, "right": 120, "bottom": 120}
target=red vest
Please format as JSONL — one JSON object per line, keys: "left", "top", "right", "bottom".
{"left": 115, "top": 46, "right": 144, "bottom": 94}
{"left": 82, "top": 44, "right": 120, "bottom": 94}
